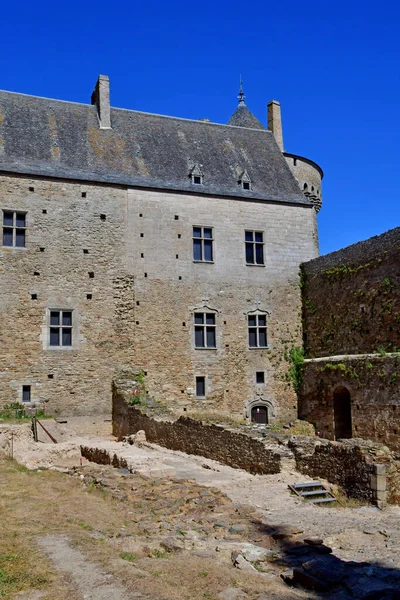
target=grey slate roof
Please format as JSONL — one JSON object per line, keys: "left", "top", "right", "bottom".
{"left": 227, "top": 103, "right": 266, "bottom": 130}
{"left": 0, "top": 90, "right": 309, "bottom": 206}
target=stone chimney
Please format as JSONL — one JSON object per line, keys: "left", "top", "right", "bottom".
{"left": 267, "top": 100, "right": 283, "bottom": 151}
{"left": 91, "top": 75, "right": 111, "bottom": 129}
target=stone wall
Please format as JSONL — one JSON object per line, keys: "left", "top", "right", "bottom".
{"left": 299, "top": 355, "right": 400, "bottom": 451}
{"left": 289, "top": 437, "right": 388, "bottom": 506}
{"left": 127, "top": 188, "right": 318, "bottom": 422}
{"left": 112, "top": 379, "right": 283, "bottom": 475}
{"left": 1, "top": 172, "right": 317, "bottom": 420}
{"left": 0, "top": 174, "right": 134, "bottom": 415}
{"left": 112, "top": 373, "right": 400, "bottom": 505}
{"left": 301, "top": 227, "right": 400, "bottom": 358}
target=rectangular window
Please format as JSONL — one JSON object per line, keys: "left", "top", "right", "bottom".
{"left": 22, "top": 385, "right": 31, "bottom": 403}
{"left": 49, "top": 310, "right": 73, "bottom": 347}
{"left": 194, "top": 312, "right": 216, "bottom": 348}
{"left": 256, "top": 371, "right": 265, "bottom": 384}
{"left": 2, "top": 211, "right": 26, "bottom": 247}
{"left": 196, "top": 376, "right": 206, "bottom": 397}
{"left": 245, "top": 230, "right": 264, "bottom": 265}
{"left": 248, "top": 314, "right": 268, "bottom": 348}
{"left": 193, "top": 226, "right": 213, "bottom": 262}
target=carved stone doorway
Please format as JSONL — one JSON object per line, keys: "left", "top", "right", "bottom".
{"left": 251, "top": 405, "right": 268, "bottom": 424}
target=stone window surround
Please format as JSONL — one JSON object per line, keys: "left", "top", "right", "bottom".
{"left": 2, "top": 208, "right": 28, "bottom": 249}
{"left": 191, "top": 304, "right": 219, "bottom": 351}
{"left": 246, "top": 309, "right": 270, "bottom": 350}
{"left": 15, "top": 382, "right": 38, "bottom": 406}
{"left": 43, "top": 307, "right": 80, "bottom": 351}
{"left": 194, "top": 311, "right": 217, "bottom": 349}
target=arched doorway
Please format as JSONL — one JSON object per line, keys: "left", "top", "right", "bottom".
{"left": 333, "top": 386, "right": 352, "bottom": 439}
{"left": 251, "top": 405, "right": 268, "bottom": 424}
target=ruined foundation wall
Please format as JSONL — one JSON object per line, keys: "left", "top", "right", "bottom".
{"left": 289, "top": 437, "right": 387, "bottom": 505}
{"left": 112, "top": 374, "right": 400, "bottom": 503}
{"left": 112, "top": 381, "right": 283, "bottom": 474}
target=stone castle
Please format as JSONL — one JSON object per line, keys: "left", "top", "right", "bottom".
{"left": 0, "top": 75, "right": 323, "bottom": 422}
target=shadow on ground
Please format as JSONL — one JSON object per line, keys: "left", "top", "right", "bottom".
{"left": 252, "top": 519, "right": 400, "bottom": 599}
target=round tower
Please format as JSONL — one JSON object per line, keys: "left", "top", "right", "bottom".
{"left": 267, "top": 100, "right": 323, "bottom": 213}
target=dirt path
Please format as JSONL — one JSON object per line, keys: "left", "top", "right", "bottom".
{"left": 37, "top": 535, "right": 140, "bottom": 600}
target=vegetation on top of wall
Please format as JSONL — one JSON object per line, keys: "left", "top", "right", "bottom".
{"left": 321, "top": 263, "right": 372, "bottom": 280}
{"left": 284, "top": 345, "right": 304, "bottom": 392}
{"left": 318, "top": 362, "right": 360, "bottom": 380}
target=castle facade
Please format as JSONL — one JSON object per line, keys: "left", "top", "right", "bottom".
{"left": 0, "top": 76, "right": 322, "bottom": 420}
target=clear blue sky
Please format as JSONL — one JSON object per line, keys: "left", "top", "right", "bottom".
{"left": 2, "top": 0, "right": 399, "bottom": 255}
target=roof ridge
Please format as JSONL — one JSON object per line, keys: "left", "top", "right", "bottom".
{"left": 0, "top": 88, "right": 271, "bottom": 132}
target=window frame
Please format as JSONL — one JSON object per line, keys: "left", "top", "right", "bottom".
{"left": 256, "top": 371, "right": 265, "bottom": 384}
{"left": 48, "top": 309, "right": 74, "bottom": 349}
{"left": 2, "top": 210, "right": 27, "bottom": 248}
{"left": 248, "top": 313, "right": 268, "bottom": 349}
{"left": 194, "top": 311, "right": 217, "bottom": 349}
{"left": 22, "top": 385, "right": 31, "bottom": 404}
{"left": 193, "top": 226, "right": 214, "bottom": 263}
{"left": 195, "top": 376, "right": 206, "bottom": 398}
{"left": 245, "top": 230, "right": 264, "bottom": 266}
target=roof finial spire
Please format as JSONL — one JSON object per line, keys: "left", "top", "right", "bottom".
{"left": 238, "top": 75, "right": 246, "bottom": 105}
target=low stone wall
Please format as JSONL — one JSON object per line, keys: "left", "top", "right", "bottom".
{"left": 289, "top": 437, "right": 388, "bottom": 506}
{"left": 113, "top": 382, "right": 283, "bottom": 475}
{"left": 112, "top": 374, "right": 400, "bottom": 504}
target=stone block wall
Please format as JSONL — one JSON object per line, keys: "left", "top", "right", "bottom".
{"left": 1, "top": 171, "right": 317, "bottom": 419}
{"left": 299, "top": 356, "right": 400, "bottom": 450}
{"left": 301, "top": 227, "right": 400, "bottom": 358}
{"left": 127, "top": 189, "right": 318, "bottom": 422}
{"left": 112, "top": 378, "right": 283, "bottom": 475}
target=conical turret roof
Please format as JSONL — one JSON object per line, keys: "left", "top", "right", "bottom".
{"left": 228, "top": 102, "right": 265, "bottom": 130}
{"left": 228, "top": 82, "right": 265, "bottom": 129}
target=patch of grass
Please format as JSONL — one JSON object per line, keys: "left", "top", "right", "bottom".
{"left": 77, "top": 521, "right": 94, "bottom": 531}
{"left": 331, "top": 486, "right": 368, "bottom": 508}
{"left": 120, "top": 552, "right": 136, "bottom": 562}
{"left": 151, "top": 549, "right": 166, "bottom": 559}
{"left": 199, "top": 570, "right": 209, "bottom": 577}
{"left": 268, "top": 420, "right": 316, "bottom": 436}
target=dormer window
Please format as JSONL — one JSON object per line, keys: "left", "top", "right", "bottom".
{"left": 189, "top": 163, "right": 203, "bottom": 185}
{"left": 238, "top": 169, "right": 251, "bottom": 191}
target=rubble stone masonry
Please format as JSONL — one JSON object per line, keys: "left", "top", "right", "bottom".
{"left": 0, "top": 174, "right": 133, "bottom": 415}
{"left": 300, "top": 227, "right": 400, "bottom": 451}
